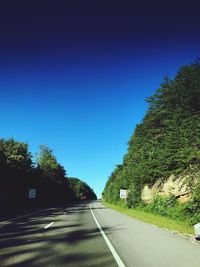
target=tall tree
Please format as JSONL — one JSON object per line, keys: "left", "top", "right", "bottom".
{"left": 2, "top": 138, "right": 32, "bottom": 172}
{"left": 68, "top": 178, "right": 97, "bottom": 200}
{"left": 36, "top": 145, "right": 66, "bottom": 183}
{"left": 103, "top": 58, "right": 200, "bottom": 207}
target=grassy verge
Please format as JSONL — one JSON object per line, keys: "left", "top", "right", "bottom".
{"left": 103, "top": 202, "right": 194, "bottom": 235}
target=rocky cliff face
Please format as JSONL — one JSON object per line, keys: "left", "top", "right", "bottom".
{"left": 141, "top": 174, "right": 197, "bottom": 203}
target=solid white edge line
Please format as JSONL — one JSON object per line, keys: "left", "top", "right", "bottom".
{"left": 90, "top": 204, "right": 126, "bottom": 267}
{"left": 44, "top": 222, "right": 55, "bottom": 229}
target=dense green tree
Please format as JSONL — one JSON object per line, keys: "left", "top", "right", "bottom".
{"left": 36, "top": 145, "right": 66, "bottom": 183}
{"left": 0, "top": 138, "right": 32, "bottom": 172}
{"left": 68, "top": 178, "right": 97, "bottom": 200}
{"left": 0, "top": 140, "right": 96, "bottom": 212}
{"left": 103, "top": 58, "right": 200, "bottom": 215}
{"left": 0, "top": 138, "right": 33, "bottom": 210}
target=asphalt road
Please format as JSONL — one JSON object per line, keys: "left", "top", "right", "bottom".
{"left": 0, "top": 201, "right": 200, "bottom": 267}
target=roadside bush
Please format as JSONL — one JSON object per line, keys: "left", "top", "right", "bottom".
{"left": 183, "top": 179, "right": 200, "bottom": 225}
{"left": 140, "top": 194, "right": 187, "bottom": 221}
{"left": 146, "top": 195, "right": 177, "bottom": 215}
{"left": 127, "top": 184, "right": 141, "bottom": 208}
{"left": 117, "top": 199, "right": 128, "bottom": 208}
{"left": 166, "top": 204, "right": 187, "bottom": 221}
{"left": 188, "top": 212, "right": 200, "bottom": 226}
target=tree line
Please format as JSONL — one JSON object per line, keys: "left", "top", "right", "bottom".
{"left": 103, "top": 58, "right": 200, "bottom": 224}
{"left": 0, "top": 140, "right": 96, "bottom": 212}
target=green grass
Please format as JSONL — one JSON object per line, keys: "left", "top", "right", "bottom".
{"left": 103, "top": 202, "right": 194, "bottom": 235}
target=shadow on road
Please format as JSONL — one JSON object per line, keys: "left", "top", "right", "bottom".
{"left": 0, "top": 204, "right": 118, "bottom": 267}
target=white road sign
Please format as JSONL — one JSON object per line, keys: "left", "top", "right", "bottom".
{"left": 29, "top": 189, "right": 36, "bottom": 199}
{"left": 120, "top": 189, "right": 127, "bottom": 199}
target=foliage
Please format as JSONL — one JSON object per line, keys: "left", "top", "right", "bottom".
{"left": 0, "top": 138, "right": 32, "bottom": 173}
{"left": 103, "top": 58, "right": 200, "bottom": 225}
{"left": 68, "top": 178, "right": 97, "bottom": 200}
{"left": 184, "top": 178, "right": 200, "bottom": 225}
{"left": 141, "top": 195, "right": 187, "bottom": 221}
{"left": 0, "top": 139, "right": 96, "bottom": 212}
{"left": 36, "top": 145, "right": 66, "bottom": 184}
{"left": 127, "top": 183, "right": 141, "bottom": 208}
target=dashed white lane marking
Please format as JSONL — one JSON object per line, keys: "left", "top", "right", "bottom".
{"left": 44, "top": 222, "right": 55, "bottom": 229}
{"left": 90, "top": 204, "right": 126, "bottom": 267}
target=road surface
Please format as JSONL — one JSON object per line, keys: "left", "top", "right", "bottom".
{"left": 0, "top": 201, "right": 200, "bottom": 266}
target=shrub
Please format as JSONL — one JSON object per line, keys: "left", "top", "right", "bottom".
{"left": 127, "top": 184, "right": 141, "bottom": 208}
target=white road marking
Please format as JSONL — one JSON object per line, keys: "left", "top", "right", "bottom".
{"left": 44, "top": 222, "right": 55, "bottom": 229}
{"left": 90, "top": 204, "right": 126, "bottom": 267}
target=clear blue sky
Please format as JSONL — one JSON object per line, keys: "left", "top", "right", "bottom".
{"left": 0, "top": 1, "right": 199, "bottom": 197}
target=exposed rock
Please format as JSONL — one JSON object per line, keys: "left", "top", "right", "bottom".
{"left": 141, "top": 174, "right": 196, "bottom": 203}
{"left": 141, "top": 185, "right": 153, "bottom": 203}
{"left": 179, "top": 194, "right": 191, "bottom": 203}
